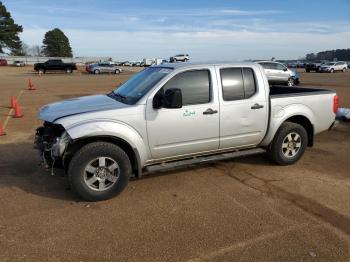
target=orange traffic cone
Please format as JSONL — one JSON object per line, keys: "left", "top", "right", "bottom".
{"left": 28, "top": 78, "right": 35, "bottom": 90}
{"left": 0, "top": 125, "right": 5, "bottom": 136}
{"left": 13, "top": 102, "right": 23, "bottom": 118}
{"left": 11, "top": 96, "right": 17, "bottom": 109}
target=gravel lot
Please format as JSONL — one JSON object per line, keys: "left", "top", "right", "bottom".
{"left": 0, "top": 66, "right": 349, "bottom": 261}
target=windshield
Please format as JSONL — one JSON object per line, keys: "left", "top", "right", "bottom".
{"left": 324, "top": 62, "right": 335, "bottom": 66}
{"left": 111, "top": 67, "right": 172, "bottom": 104}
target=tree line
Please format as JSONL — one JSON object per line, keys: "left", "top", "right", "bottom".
{"left": 305, "top": 49, "right": 350, "bottom": 61}
{"left": 0, "top": 1, "right": 73, "bottom": 57}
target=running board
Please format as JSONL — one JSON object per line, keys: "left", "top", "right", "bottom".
{"left": 143, "top": 148, "right": 266, "bottom": 175}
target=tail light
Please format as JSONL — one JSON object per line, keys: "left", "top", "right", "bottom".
{"left": 333, "top": 95, "right": 339, "bottom": 114}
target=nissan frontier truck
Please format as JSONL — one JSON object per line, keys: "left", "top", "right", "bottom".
{"left": 35, "top": 62, "right": 338, "bottom": 201}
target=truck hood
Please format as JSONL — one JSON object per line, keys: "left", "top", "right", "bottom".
{"left": 38, "top": 94, "right": 128, "bottom": 122}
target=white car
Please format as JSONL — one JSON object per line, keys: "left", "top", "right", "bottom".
{"left": 257, "top": 61, "right": 299, "bottom": 86}
{"left": 170, "top": 54, "right": 189, "bottom": 62}
{"left": 13, "top": 60, "right": 25, "bottom": 67}
{"left": 319, "top": 61, "right": 348, "bottom": 73}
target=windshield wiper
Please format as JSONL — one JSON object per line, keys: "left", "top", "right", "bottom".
{"left": 108, "top": 92, "right": 128, "bottom": 102}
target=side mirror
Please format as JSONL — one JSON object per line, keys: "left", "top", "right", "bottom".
{"left": 153, "top": 92, "right": 163, "bottom": 109}
{"left": 152, "top": 88, "right": 182, "bottom": 109}
{"left": 163, "top": 88, "right": 182, "bottom": 109}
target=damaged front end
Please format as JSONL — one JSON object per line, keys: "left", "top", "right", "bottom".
{"left": 34, "top": 122, "right": 71, "bottom": 174}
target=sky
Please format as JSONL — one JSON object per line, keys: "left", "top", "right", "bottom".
{"left": 2, "top": 0, "right": 350, "bottom": 61}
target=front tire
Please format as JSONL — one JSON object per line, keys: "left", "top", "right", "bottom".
{"left": 342, "top": 68, "right": 346, "bottom": 73}
{"left": 330, "top": 68, "right": 334, "bottom": 73}
{"left": 68, "top": 142, "right": 131, "bottom": 201}
{"left": 115, "top": 69, "right": 121, "bottom": 74}
{"left": 287, "top": 78, "right": 295, "bottom": 87}
{"left": 65, "top": 68, "right": 72, "bottom": 74}
{"left": 267, "top": 122, "right": 308, "bottom": 165}
{"left": 94, "top": 69, "right": 100, "bottom": 75}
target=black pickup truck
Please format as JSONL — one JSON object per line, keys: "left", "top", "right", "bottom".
{"left": 34, "top": 59, "right": 77, "bottom": 74}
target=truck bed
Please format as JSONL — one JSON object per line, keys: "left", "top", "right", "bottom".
{"left": 270, "top": 85, "right": 334, "bottom": 98}
{"left": 267, "top": 85, "right": 336, "bottom": 139}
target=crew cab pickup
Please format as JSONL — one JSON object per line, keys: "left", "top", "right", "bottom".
{"left": 34, "top": 59, "right": 77, "bottom": 74}
{"left": 35, "top": 62, "right": 337, "bottom": 201}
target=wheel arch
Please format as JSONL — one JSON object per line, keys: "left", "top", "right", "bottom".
{"left": 261, "top": 104, "right": 315, "bottom": 147}
{"left": 284, "top": 115, "right": 314, "bottom": 146}
{"left": 63, "top": 135, "right": 142, "bottom": 178}
{"left": 58, "top": 120, "right": 149, "bottom": 178}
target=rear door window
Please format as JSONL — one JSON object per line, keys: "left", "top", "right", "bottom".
{"left": 220, "top": 68, "right": 244, "bottom": 101}
{"left": 220, "top": 68, "right": 257, "bottom": 101}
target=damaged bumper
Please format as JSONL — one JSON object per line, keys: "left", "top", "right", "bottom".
{"left": 34, "top": 122, "right": 71, "bottom": 170}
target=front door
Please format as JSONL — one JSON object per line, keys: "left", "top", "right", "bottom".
{"left": 146, "top": 68, "right": 219, "bottom": 160}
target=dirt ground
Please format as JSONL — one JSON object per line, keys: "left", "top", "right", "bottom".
{"left": 0, "top": 65, "right": 349, "bottom": 261}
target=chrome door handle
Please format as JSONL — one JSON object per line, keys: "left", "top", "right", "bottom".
{"left": 203, "top": 108, "right": 218, "bottom": 115}
{"left": 251, "top": 103, "right": 264, "bottom": 110}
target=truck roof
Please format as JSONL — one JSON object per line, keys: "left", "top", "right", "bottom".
{"left": 154, "top": 61, "right": 259, "bottom": 70}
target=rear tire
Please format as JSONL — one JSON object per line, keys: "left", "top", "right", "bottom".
{"left": 267, "top": 122, "right": 308, "bottom": 165}
{"left": 68, "top": 142, "right": 131, "bottom": 201}
{"left": 330, "top": 68, "right": 334, "bottom": 73}
{"left": 38, "top": 68, "right": 45, "bottom": 74}
{"left": 65, "top": 68, "right": 72, "bottom": 74}
{"left": 305, "top": 69, "right": 310, "bottom": 73}
{"left": 115, "top": 69, "right": 120, "bottom": 74}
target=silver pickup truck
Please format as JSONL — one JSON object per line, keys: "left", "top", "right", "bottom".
{"left": 35, "top": 62, "right": 338, "bottom": 201}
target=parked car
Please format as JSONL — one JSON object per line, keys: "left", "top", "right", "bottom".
{"left": 86, "top": 62, "right": 122, "bottom": 74}
{"left": 121, "top": 61, "right": 132, "bottom": 66}
{"left": 257, "top": 61, "right": 299, "bottom": 86}
{"left": 170, "top": 54, "right": 189, "bottom": 62}
{"left": 12, "top": 60, "right": 26, "bottom": 67}
{"left": 35, "top": 62, "right": 337, "bottom": 201}
{"left": 132, "top": 61, "right": 141, "bottom": 67}
{"left": 0, "top": 59, "right": 8, "bottom": 66}
{"left": 305, "top": 61, "right": 327, "bottom": 72}
{"left": 34, "top": 59, "right": 77, "bottom": 74}
{"left": 318, "top": 61, "right": 348, "bottom": 73}
{"left": 348, "top": 63, "right": 350, "bottom": 69}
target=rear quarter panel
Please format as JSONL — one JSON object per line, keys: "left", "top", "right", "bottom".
{"left": 260, "top": 92, "right": 336, "bottom": 147}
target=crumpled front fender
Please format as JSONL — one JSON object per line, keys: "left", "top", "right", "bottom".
{"left": 58, "top": 119, "right": 149, "bottom": 166}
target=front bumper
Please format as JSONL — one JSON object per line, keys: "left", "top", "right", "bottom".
{"left": 34, "top": 123, "right": 70, "bottom": 169}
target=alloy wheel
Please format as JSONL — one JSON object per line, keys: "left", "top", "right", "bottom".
{"left": 83, "top": 157, "right": 120, "bottom": 191}
{"left": 281, "top": 132, "right": 302, "bottom": 158}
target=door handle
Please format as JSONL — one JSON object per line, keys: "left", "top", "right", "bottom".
{"left": 251, "top": 103, "right": 264, "bottom": 110}
{"left": 203, "top": 108, "right": 218, "bottom": 115}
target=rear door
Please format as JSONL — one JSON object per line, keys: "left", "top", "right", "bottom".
{"left": 217, "top": 66, "right": 268, "bottom": 148}
{"left": 52, "top": 60, "right": 63, "bottom": 70}
{"left": 146, "top": 67, "right": 220, "bottom": 159}
{"left": 99, "top": 63, "right": 109, "bottom": 73}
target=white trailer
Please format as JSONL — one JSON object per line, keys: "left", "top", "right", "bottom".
{"left": 143, "top": 58, "right": 154, "bottom": 67}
